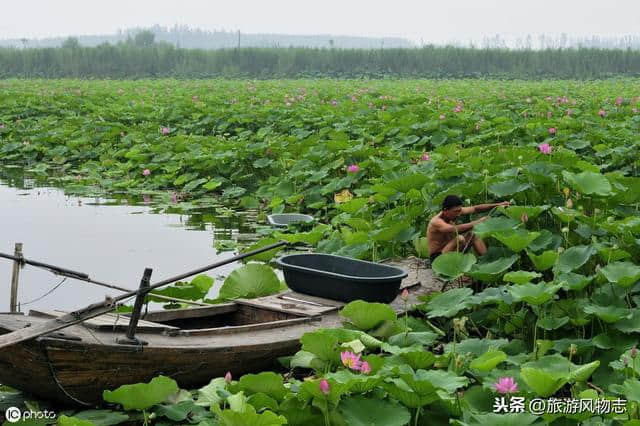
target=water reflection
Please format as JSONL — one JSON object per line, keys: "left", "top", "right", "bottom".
{"left": 0, "top": 167, "right": 260, "bottom": 312}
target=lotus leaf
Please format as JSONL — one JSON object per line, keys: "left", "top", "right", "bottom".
{"left": 338, "top": 396, "right": 411, "bottom": 426}
{"left": 491, "top": 229, "right": 540, "bottom": 252}
{"left": 553, "top": 245, "right": 595, "bottom": 274}
{"left": 599, "top": 261, "right": 640, "bottom": 288}
{"left": 503, "top": 270, "right": 542, "bottom": 285}
{"left": 340, "top": 300, "right": 397, "bottom": 331}
{"left": 467, "top": 255, "right": 517, "bottom": 282}
{"left": 562, "top": 170, "right": 612, "bottom": 196}
{"left": 508, "top": 282, "right": 562, "bottom": 305}
{"left": 219, "top": 263, "right": 281, "bottom": 300}
{"left": 103, "top": 376, "right": 179, "bottom": 411}
{"left": 526, "top": 249, "right": 558, "bottom": 271}
{"left": 431, "top": 252, "right": 477, "bottom": 280}
{"left": 423, "top": 288, "right": 474, "bottom": 318}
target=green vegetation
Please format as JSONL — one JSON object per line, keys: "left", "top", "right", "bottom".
{"left": 1, "top": 44, "right": 640, "bottom": 78}
{"left": 1, "top": 78, "right": 640, "bottom": 424}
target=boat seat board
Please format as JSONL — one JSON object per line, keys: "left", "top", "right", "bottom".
{"left": 236, "top": 291, "right": 343, "bottom": 317}
{"left": 28, "top": 310, "right": 179, "bottom": 332}
{"left": 142, "top": 303, "right": 237, "bottom": 323}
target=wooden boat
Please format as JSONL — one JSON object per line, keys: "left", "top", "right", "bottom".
{"left": 0, "top": 261, "right": 435, "bottom": 406}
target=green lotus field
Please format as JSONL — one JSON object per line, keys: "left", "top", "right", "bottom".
{"left": 1, "top": 78, "right": 640, "bottom": 425}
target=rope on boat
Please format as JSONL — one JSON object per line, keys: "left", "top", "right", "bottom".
{"left": 38, "top": 339, "right": 93, "bottom": 407}
{"left": 19, "top": 277, "right": 68, "bottom": 306}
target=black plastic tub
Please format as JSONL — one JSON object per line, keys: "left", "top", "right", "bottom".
{"left": 275, "top": 253, "right": 408, "bottom": 303}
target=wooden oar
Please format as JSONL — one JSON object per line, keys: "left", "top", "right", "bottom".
{"left": 0, "top": 241, "right": 288, "bottom": 349}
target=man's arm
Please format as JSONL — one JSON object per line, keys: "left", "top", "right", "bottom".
{"left": 462, "top": 201, "right": 510, "bottom": 214}
{"left": 432, "top": 216, "right": 487, "bottom": 234}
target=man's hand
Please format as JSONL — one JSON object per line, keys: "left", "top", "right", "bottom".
{"left": 496, "top": 201, "right": 510, "bottom": 207}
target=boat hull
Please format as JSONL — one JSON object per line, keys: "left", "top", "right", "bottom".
{"left": 0, "top": 334, "right": 300, "bottom": 406}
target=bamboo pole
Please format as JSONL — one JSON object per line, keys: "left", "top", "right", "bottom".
{"left": 10, "top": 243, "right": 23, "bottom": 312}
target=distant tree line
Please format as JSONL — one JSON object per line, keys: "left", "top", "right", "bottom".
{"left": 0, "top": 34, "right": 639, "bottom": 79}
{"left": 0, "top": 25, "right": 412, "bottom": 50}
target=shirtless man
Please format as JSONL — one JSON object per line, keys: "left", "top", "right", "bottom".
{"left": 427, "top": 195, "right": 510, "bottom": 262}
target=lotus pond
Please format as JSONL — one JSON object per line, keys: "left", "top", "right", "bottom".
{"left": 1, "top": 78, "right": 640, "bottom": 425}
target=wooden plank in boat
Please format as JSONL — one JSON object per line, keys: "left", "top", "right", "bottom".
{"left": 283, "top": 291, "right": 346, "bottom": 308}
{"left": 236, "top": 292, "right": 341, "bottom": 317}
{"left": 142, "top": 303, "right": 237, "bottom": 322}
{"left": 29, "top": 310, "right": 178, "bottom": 332}
{"left": 177, "top": 316, "right": 317, "bottom": 336}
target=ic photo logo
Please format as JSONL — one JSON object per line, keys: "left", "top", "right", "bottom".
{"left": 3, "top": 406, "right": 56, "bottom": 423}
{"left": 4, "top": 406, "right": 21, "bottom": 423}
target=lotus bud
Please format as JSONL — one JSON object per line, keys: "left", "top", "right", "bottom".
{"left": 401, "top": 289, "right": 409, "bottom": 301}
{"left": 561, "top": 227, "right": 570, "bottom": 234}
{"left": 563, "top": 187, "right": 570, "bottom": 198}
{"left": 319, "top": 379, "right": 330, "bottom": 395}
{"left": 569, "top": 344, "right": 577, "bottom": 356}
{"left": 566, "top": 198, "right": 573, "bottom": 209}
{"left": 520, "top": 213, "right": 529, "bottom": 223}
{"left": 224, "top": 371, "right": 232, "bottom": 383}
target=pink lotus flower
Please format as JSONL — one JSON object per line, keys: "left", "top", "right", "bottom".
{"left": 347, "top": 164, "right": 360, "bottom": 173}
{"left": 439, "top": 114, "right": 446, "bottom": 120}
{"left": 454, "top": 105, "right": 462, "bottom": 113}
{"left": 142, "top": 194, "right": 151, "bottom": 205}
{"left": 401, "top": 289, "right": 409, "bottom": 300}
{"left": 421, "top": 153, "right": 430, "bottom": 161}
{"left": 142, "top": 168, "right": 151, "bottom": 177}
{"left": 0, "top": 124, "right": 4, "bottom": 129}
{"left": 548, "top": 127, "right": 556, "bottom": 135}
{"left": 341, "top": 351, "right": 362, "bottom": 370}
{"left": 331, "top": 100, "right": 338, "bottom": 107}
{"left": 615, "top": 96, "right": 623, "bottom": 106}
{"left": 538, "top": 143, "right": 552, "bottom": 155}
{"left": 360, "top": 361, "right": 371, "bottom": 375}
{"left": 170, "top": 192, "right": 178, "bottom": 203}
{"left": 494, "top": 377, "right": 518, "bottom": 394}
{"left": 546, "top": 96, "right": 552, "bottom": 101}
{"left": 547, "top": 111, "right": 552, "bottom": 119}
{"left": 192, "top": 95, "right": 199, "bottom": 101}
{"left": 319, "top": 379, "right": 330, "bottom": 395}
{"left": 599, "top": 109, "right": 606, "bottom": 117}
{"left": 566, "top": 109, "right": 573, "bottom": 116}
{"left": 520, "top": 213, "right": 528, "bottom": 223}
{"left": 224, "top": 371, "right": 232, "bottom": 383}
{"left": 162, "top": 127, "right": 170, "bottom": 135}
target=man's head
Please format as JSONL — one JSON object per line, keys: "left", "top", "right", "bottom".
{"left": 442, "top": 195, "right": 463, "bottom": 220}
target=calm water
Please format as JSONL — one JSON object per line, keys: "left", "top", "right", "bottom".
{"left": 0, "top": 170, "right": 259, "bottom": 312}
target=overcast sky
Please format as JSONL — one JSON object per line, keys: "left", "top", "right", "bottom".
{"left": 2, "top": 0, "right": 639, "bottom": 44}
